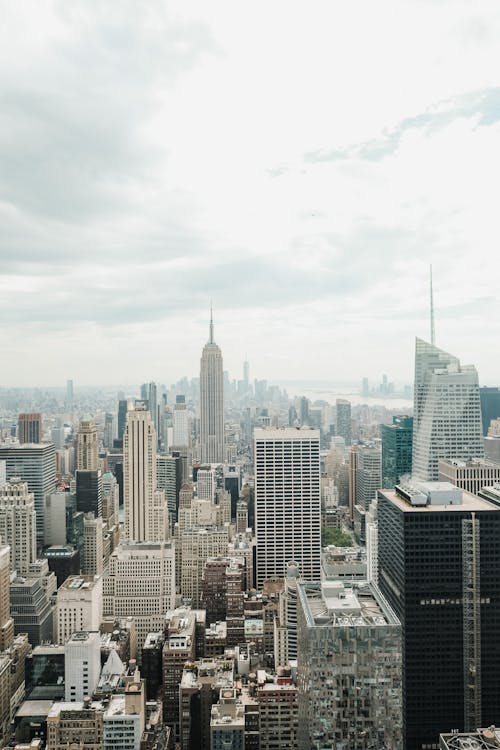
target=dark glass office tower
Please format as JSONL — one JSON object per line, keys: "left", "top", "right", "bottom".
{"left": 378, "top": 483, "right": 500, "bottom": 750}
{"left": 117, "top": 399, "right": 128, "bottom": 441}
{"left": 75, "top": 469, "right": 102, "bottom": 517}
{"left": 479, "top": 386, "right": 500, "bottom": 436}
{"left": 380, "top": 415, "right": 413, "bottom": 487}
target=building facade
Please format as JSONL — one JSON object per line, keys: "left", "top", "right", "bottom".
{"left": 200, "top": 312, "right": 225, "bottom": 464}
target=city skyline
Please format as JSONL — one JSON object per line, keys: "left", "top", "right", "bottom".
{"left": 1, "top": 2, "right": 500, "bottom": 385}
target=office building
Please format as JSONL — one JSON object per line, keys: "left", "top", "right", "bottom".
{"left": 438, "top": 458, "right": 500, "bottom": 496}
{"left": 355, "top": 445, "right": 382, "bottom": 511}
{"left": 82, "top": 514, "right": 104, "bottom": 576}
{"left": 156, "top": 453, "right": 182, "bottom": 522}
{"left": 257, "top": 668, "right": 298, "bottom": 750}
{"left": 0, "top": 655, "right": 10, "bottom": 748}
{"left": 103, "top": 541, "right": 175, "bottom": 658}
{"left": 0, "top": 544, "right": 14, "bottom": 650}
{"left": 381, "top": 415, "right": 413, "bottom": 487}
{"left": 297, "top": 580, "right": 402, "bottom": 750}
{"left": 26, "top": 644, "right": 66, "bottom": 700}
{"left": 141, "top": 381, "right": 159, "bottom": 437}
{"left": 163, "top": 608, "right": 197, "bottom": 738}
{"left": 65, "top": 631, "right": 101, "bottom": 702}
{"left": 0, "top": 443, "right": 56, "bottom": 544}
{"left": 412, "top": 338, "right": 484, "bottom": 481}
{"left": 45, "top": 545, "right": 80, "bottom": 587}
{"left": 10, "top": 574, "right": 54, "bottom": 646}
{"left": 335, "top": 399, "right": 351, "bottom": 445}
{"left": 479, "top": 386, "right": 500, "bottom": 436}
{"left": 117, "top": 399, "right": 128, "bottom": 442}
{"left": 181, "top": 527, "right": 229, "bottom": 607}
{"left": 76, "top": 415, "right": 99, "bottom": 471}
{"left": 75, "top": 469, "right": 102, "bottom": 517}
{"left": 200, "top": 311, "right": 225, "bottom": 464}
{"left": 378, "top": 482, "right": 500, "bottom": 749}
{"left": 173, "top": 395, "right": 190, "bottom": 448}
{"left": 56, "top": 575, "right": 103, "bottom": 644}
{"left": 123, "top": 404, "right": 166, "bottom": 543}
{"left": 44, "top": 490, "right": 68, "bottom": 546}
{"left": 46, "top": 699, "right": 103, "bottom": 749}
{"left": 0, "top": 478, "right": 37, "bottom": 574}
{"left": 103, "top": 412, "right": 114, "bottom": 449}
{"left": 211, "top": 689, "right": 245, "bottom": 750}
{"left": 65, "top": 379, "right": 74, "bottom": 410}
{"left": 18, "top": 413, "right": 42, "bottom": 444}
{"left": 255, "top": 428, "right": 321, "bottom": 587}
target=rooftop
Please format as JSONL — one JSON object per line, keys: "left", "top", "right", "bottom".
{"left": 381, "top": 483, "right": 498, "bottom": 513}
{"left": 298, "top": 581, "right": 399, "bottom": 629}
{"left": 59, "top": 575, "right": 100, "bottom": 591}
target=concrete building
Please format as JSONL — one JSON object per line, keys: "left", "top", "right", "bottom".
{"left": 46, "top": 699, "right": 103, "bottom": 750}
{"left": 18, "top": 414, "right": 42, "bottom": 445}
{"left": 76, "top": 415, "right": 99, "bottom": 471}
{"left": 82, "top": 514, "right": 104, "bottom": 577}
{"left": 0, "top": 544, "right": 14, "bottom": 650}
{"left": 297, "top": 581, "right": 402, "bottom": 750}
{"left": 103, "top": 541, "right": 175, "bottom": 658}
{"left": 10, "top": 574, "right": 54, "bottom": 646}
{"left": 256, "top": 668, "right": 298, "bottom": 750}
{"left": 438, "top": 458, "right": 500, "bottom": 496}
{"left": 200, "top": 310, "right": 225, "bottom": 464}
{"left": 65, "top": 631, "right": 101, "bottom": 702}
{"left": 56, "top": 575, "right": 103, "bottom": 645}
{"left": 163, "top": 609, "right": 197, "bottom": 739}
{"left": 43, "top": 490, "right": 68, "bottom": 546}
{"left": 211, "top": 689, "right": 245, "bottom": 750}
{"left": 123, "top": 404, "right": 166, "bottom": 543}
{"left": 254, "top": 428, "right": 321, "bottom": 587}
{"left": 0, "top": 655, "right": 11, "bottom": 748}
{"left": 179, "top": 658, "right": 235, "bottom": 750}
{"left": 0, "top": 443, "right": 56, "bottom": 544}
{"left": 0, "top": 478, "right": 37, "bottom": 574}
{"left": 412, "top": 338, "right": 484, "bottom": 481}
{"left": 378, "top": 482, "right": 500, "bottom": 750}
{"left": 181, "top": 527, "right": 229, "bottom": 607}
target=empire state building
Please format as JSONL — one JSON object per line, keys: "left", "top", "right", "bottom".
{"left": 200, "top": 310, "right": 225, "bottom": 463}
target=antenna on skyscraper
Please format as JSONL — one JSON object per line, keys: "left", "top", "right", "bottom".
{"left": 430, "top": 264, "right": 436, "bottom": 346}
{"left": 209, "top": 301, "right": 214, "bottom": 344}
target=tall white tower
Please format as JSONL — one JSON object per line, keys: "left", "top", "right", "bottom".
{"left": 200, "top": 309, "right": 225, "bottom": 464}
{"left": 412, "top": 338, "right": 484, "bottom": 481}
{"left": 254, "top": 427, "right": 321, "bottom": 587}
{"left": 123, "top": 404, "right": 166, "bottom": 542}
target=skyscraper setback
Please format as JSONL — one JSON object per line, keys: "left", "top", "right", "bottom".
{"left": 200, "top": 310, "right": 225, "bottom": 464}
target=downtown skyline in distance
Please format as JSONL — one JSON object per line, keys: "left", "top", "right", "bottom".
{"left": 1, "top": 1, "right": 500, "bottom": 386}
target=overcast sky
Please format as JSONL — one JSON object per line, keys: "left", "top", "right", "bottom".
{"left": 1, "top": 1, "right": 500, "bottom": 387}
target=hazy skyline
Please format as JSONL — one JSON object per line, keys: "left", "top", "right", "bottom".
{"left": 1, "top": 1, "right": 500, "bottom": 386}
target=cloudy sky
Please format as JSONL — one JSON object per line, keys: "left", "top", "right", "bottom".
{"left": 1, "top": 0, "right": 500, "bottom": 387}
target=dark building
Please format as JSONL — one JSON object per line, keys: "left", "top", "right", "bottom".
{"left": 377, "top": 482, "right": 500, "bottom": 750}
{"left": 141, "top": 632, "right": 164, "bottom": 700}
{"left": 224, "top": 465, "right": 241, "bottom": 520}
{"left": 201, "top": 558, "right": 229, "bottom": 625}
{"left": 117, "top": 399, "right": 128, "bottom": 441}
{"left": 44, "top": 545, "right": 80, "bottom": 586}
{"left": 380, "top": 415, "right": 413, "bottom": 487}
{"left": 75, "top": 469, "right": 102, "bottom": 517}
{"left": 479, "top": 386, "right": 500, "bottom": 436}
{"left": 18, "top": 413, "right": 42, "bottom": 444}
{"left": 26, "top": 645, "right": 65, "bottom": 700}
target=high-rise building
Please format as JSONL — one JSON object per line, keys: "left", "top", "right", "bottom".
{"left": 335, "top": 399, "right": 351, "bottom": 445}
{"left": 76, "top": 415, "right": 99, "bottom": 471}
{"left": 123, "top": 404, "right": 166, "bottom": 543}
{"left": 65, "top": 631, "right": 101, "bottom": 702}
{"left": 479, "top": 386, "right": 500, "bottom": 436}
{"left": 0, "top": 544, "right": 14, "bottom": 650}
{"left": 56, "top": 575, "right": 103, "bottom": 644}
{"left": 200, "top": 311, "right": 225, "bottom": 464}
{"left": 117, "top": 399, "right": 129, "bottom": 442}
{"left": 0, "top": 478, "right": 37, "bottom": 574}
{"left": 156, "top": 453, "right": 182, "bottom": 521}
{"left": 141, "top": 382, "right": 159, "bottom": 439}
{"left": 296, "top": 580, "right": 402, "bottom": 750}
{"left": 103, "top": 412, "right": 114, "bottom": 449}
{"left": 254, "top": 428, "right": 321, "bottom": 588}
{"left": 381, "top": 415, "right": 413, "bottom": 487}
{"left": 173, "top": 395, "right": 190, "bottom": 448}
{"left": 103, "top": 540, "right": 175, "bottom": 658}
{"left": 438, "top": 458, "right": 500, "bottom": 496}
{"left": 0, "top": 442, "right": 56, "bottom": 544}
{"left": 18, "top": 413, "right": 42, "bottom": 444}
{"left": 82, "top": 513, "right": 104, "bottom": 576}
{"left": 65, "top": 379, "right": 74, "bottom": 410}
{"left": 10, "top": 572, "right": 54, "bottom": 646}
{"left": 377, "top": 482, "right": 500, "bottom": 750}
{"left": 76, "top": 469, "right": 102, "bottom": 517}
{"left": 355, "top": 445, "right": 382, "bottom": 511}
{"left": 412, "top": 338, "right": 484, "bottom": 481}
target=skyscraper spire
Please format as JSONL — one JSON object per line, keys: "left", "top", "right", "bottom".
{"left": 430, "top": 264, "right": 436, "bottom": 346}
{"left": 209, "top": 302, "right": 214, "bottom": 344}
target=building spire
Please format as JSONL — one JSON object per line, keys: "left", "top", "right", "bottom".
{"left": 209, "top": 302, "right": 214, "bottom": 344}
{"left": 430, "top": 264, "right": 436, "bottom": 346}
